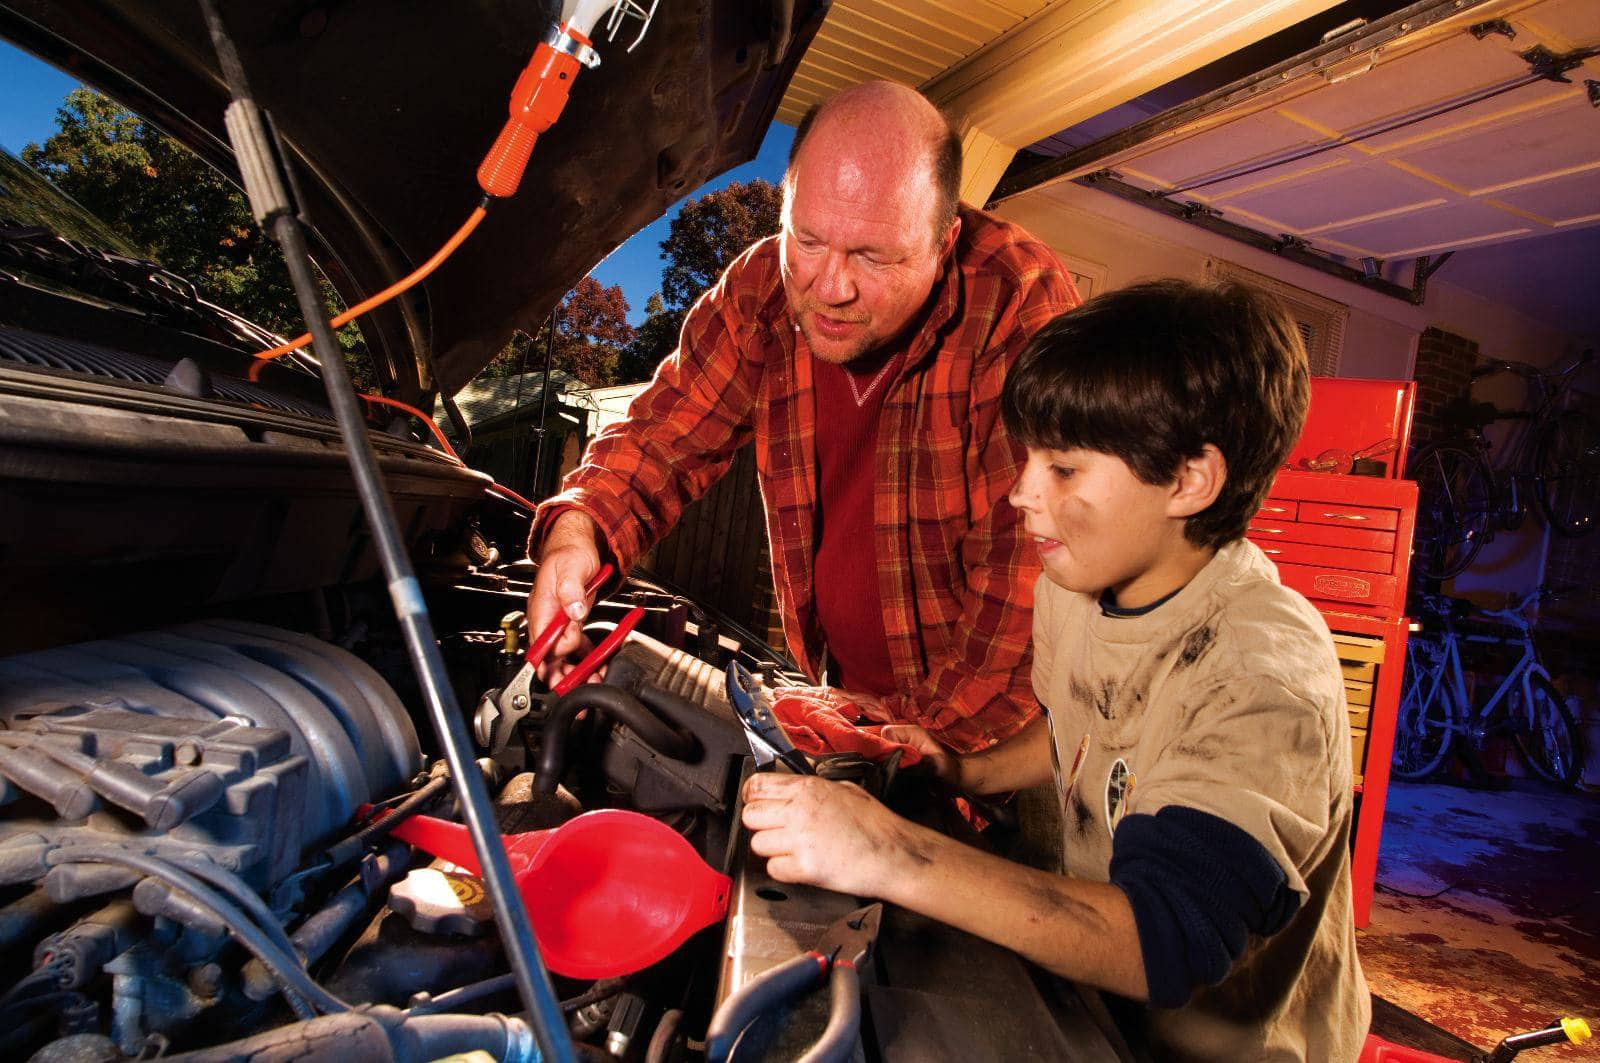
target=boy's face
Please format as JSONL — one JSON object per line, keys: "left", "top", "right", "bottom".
{"left": 1008, "top": 447, "right": 1183, "bottom": 597}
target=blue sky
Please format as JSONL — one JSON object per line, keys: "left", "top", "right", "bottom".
{"left": 0, "top": 38, "right": 790, "bottom": 325}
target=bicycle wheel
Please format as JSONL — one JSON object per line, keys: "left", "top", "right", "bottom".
{"left": 1534, "top": 408, "right": 1600, "bottom": 537}
{"left": 1411, "top": 442, "right": 1495, "bottom": 580}
{"left": 1391, "top": 636, "right": 1457, "bottom": 780}
{"left": 1510, "top": 673, "right": 1585, "bottom": 789}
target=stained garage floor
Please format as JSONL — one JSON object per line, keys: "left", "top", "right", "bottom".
{"left": 1360, "top": 778, "right": 1600, "bottom": 1060}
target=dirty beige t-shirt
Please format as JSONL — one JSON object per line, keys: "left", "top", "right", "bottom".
{"left": 1033, "top": 539, "right": 1369, "bottom": 1062}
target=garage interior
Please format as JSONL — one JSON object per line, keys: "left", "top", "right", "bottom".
{"left": 776, "top": 0, "right": 1598, "bottom": 1056}
{"left": 1, "top": 0, "right": 1596, "bottom": 1058}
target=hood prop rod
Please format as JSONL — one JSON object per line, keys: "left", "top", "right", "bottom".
{"left": 195, "top": 5, "right": 573, "bottom": 1059}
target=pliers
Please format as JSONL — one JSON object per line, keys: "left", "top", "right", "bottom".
{"left": 706, "top": 902, "right": 882, "bottom": 1063}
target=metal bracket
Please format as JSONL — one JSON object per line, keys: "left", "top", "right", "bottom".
{"left": 1274, "top": 233, "right": 1309, "bottom": 255}
{"left": 1520, "top": 44, "right": 1598, "bottom": 84}
{"left": 1469, "top": 19, "right": 1515, "bottom": 41}
{"left": 1587, "top": 80, "right": 1600, "bottom": 109}
{"left": 1082, "top": 168, "right": 1120, "bottom": 185}
{"left": 545, "top": 24, "right": 601, "bottom": 68}
{"left": 1181, "top": 200, "right": 1222, "bottom": 219}
{"left": 1411, "top": 252, "right": 1454, "bottom": 304}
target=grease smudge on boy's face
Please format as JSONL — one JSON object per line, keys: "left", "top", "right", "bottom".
{"left": 1008, "top": 446, "right": 1181, "bottom": 606}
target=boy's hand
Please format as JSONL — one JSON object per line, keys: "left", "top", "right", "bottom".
{"left": 740, "top": 774, "right": 927, "bottom": 898}
{"left": 878, "top": 724, "right": 959, "bottom": 785}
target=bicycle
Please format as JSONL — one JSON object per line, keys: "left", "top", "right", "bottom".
{"left": 1391, "top": 587, "right": 1585, "bottom": 789}
{"left": 1411, "top": 348, "right": 1598, "bottom": 581}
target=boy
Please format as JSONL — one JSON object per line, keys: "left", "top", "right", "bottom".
{"left": 741, "top": 280, "right": 1369, "bottom": 1060}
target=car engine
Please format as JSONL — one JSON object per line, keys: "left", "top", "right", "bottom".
{"left": 0, "top": 535, "right": 825, "bottom": 1062}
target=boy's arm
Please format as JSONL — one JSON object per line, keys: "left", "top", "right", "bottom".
{"left": 881, "top": 716, "right": 1055, "bottom": 795}
{"left": 740, "top": 772, "right": 1147, "bottom": 1000}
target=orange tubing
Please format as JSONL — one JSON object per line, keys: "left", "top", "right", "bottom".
{"left": 248, "top": 205, "right": 489, "bottom": 379}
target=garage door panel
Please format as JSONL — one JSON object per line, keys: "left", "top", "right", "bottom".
{"left": 1215, "top": 158, "right": 1451, "bottom": 232}
{"left": 1283, "top": 34, "right": 1535, "bottom": 145}
{"left": 1488, "top": 165, "right": 1600, "bottom": 225}
{"left": 1386, "top": 95, "right": 1600, "bottom": 194}
{"left": 1318, "top": 199, "right": 1532, "bottom": 257}
{"left": 1123, "top": 111, "right": 1326, "bottom": 190}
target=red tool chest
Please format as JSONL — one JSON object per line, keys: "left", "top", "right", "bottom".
{"left": 1246, "top": 378, "right": 1417, "bottom": 929}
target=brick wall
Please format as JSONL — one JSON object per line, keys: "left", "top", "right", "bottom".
{"left": 1410, "top": 327, "right": 1480, "bottom": 448}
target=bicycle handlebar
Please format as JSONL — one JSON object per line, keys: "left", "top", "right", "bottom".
{"left": 1470, "top": 348, "right": 1593, "bottom": 382}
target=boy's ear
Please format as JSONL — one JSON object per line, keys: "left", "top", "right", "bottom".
{"left": 1167, "top": 444, "right": 1226, "bottom": 519}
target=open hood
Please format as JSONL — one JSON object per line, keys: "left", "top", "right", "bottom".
{"left": 0, "top": 0, "right": 825, "bottom": 398}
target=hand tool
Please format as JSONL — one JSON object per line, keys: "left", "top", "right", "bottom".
{"left": 478, "top": 572, "right": 639, "bottom": 755}
{"left": 705, "top": 903, "right": 882, "bottom": 1063}
{"left": 727, "top": 660, "right": 815, "bottom": 775}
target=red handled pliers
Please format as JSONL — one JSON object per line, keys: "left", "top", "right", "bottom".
{"left": 705, "top": 903, "right": 882, "bottom": 1063}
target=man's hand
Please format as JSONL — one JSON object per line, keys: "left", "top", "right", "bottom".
{"left": 528, "top": 510, "right": 604, "bottom": 683}
{"left": 877, "top": 724, "right": 959, "bottom": 785}
{"left": 740, "top": 774, "right": 928, "bottom": 898}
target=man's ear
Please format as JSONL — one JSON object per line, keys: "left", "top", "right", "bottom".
{"left": 1168, "top": 444, "right": 1226, "bottom": 519}
{"left": 936, "top": 214, "right": 961, "bottom": 260}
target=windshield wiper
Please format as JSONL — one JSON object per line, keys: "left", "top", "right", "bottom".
{"left": 0, "top": 220, "right": 288, "bottom": 356}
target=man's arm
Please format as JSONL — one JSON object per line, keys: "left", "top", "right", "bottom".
{"left": 741, "top": 772, "right": 1147, "bottom": 1000}
{"left": 524, "top": 244, "right": 776, "bottom": 655}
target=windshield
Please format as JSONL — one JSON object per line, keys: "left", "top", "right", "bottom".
{"left": 0, "top": 146, "right": 142, "bottom": 256}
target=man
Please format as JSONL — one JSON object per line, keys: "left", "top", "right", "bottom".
{"left": 527, "top": 81, "right": 1078, "bottom": 751}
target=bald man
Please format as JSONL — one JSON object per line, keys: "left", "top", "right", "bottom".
{"left": 528, "top": 82, "right": 1078, "bottom": 751}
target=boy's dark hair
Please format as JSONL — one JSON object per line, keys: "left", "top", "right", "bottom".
{"left": 1001, "top": 279, "right": 1309, "bottom": 550}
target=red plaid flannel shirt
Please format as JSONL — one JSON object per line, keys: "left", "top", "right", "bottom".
{"left": 537, "top": 207, "right": 1078, "bottom": 752}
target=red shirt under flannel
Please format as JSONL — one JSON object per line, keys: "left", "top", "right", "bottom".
{"left": 536, "top": 206, "right": 1079, "bottom": 752}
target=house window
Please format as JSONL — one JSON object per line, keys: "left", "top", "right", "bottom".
{"left": 1207, "top": 259, "right": 1347, "bottom": 376}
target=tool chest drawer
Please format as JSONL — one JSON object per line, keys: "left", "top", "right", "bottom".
{"left": 1334, "top": 633, "right": 1383, "bottom": 787}
{"left": 1247, "top": 517, "right": 1395, "bottom": 553}
{"left": 1256, "top": 498, "right": 1298, "bottom": 520}
{"left": 1255, "top": 540, "right": 1393, "bottom": 574}
{"left": 1296, "top": 501, "right": 1399, "bottom": 531}
{"left": 1276, "top": 563, "right": 1401, "bottom": 610}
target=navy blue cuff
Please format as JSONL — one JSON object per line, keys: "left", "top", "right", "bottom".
{"left": 1108, "top": 806, "right": 1300, "bottom": 1009}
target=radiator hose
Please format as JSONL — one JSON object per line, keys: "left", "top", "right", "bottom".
{"left": 535, "top": 685, "right": 698, "bottom": 794}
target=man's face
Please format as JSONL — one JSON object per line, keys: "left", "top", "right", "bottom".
{"left": 1008, "top": 447, "right": 1178, "bottom": 597}
{"left": 779, "top": 148, "right": 956, "bottom": 365}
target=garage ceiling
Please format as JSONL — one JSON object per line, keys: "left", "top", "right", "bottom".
{"left": 774, "top": 0, "right": 1049, "bottom": 126}
{"left": 1008, "top": 0, "right": 1600, "bottom": 263}
{"left": 775, "top": 0, "right": 1346, "bottom": 200}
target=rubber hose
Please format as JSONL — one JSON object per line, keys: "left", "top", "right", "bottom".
{"left": 165, "top": 1007, "right": 528, "bottom": 1063}
{"left": 535, "top": 685, "right": 697, "bottom": 794}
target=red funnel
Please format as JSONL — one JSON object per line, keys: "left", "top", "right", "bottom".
{"left": 372, "top": 808, "right": 731, "bottom": 978}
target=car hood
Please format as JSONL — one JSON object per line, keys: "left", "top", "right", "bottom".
{"left": 0, "top": 0, "right": 824, "bottom": 398}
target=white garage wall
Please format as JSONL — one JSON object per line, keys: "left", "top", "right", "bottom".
{"left": 994, "top": 182, "right": 1586, "bottom": 378}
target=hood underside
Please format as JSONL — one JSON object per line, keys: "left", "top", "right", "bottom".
{"left": 0, "top": 0, "right": 825, "bottom": 398}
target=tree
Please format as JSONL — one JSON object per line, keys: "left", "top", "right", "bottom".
{"left": 616, "top": 292, "right": 683, "bottom": 384}
{"left": 618, "top": 179, "right": 783, "bottom": 383}
{"left": 483, "top": 276, "right": 634, "bottom": 387}
{"left": 23, "top": 89, "right": 372, "bottom": 385}
{"left": 659, "top": 179, "right": 783, "bottom": 311}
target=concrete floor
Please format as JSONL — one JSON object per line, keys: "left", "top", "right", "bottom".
{"left": 1359, "top": 778, "right": 1600, "bottom": 1060}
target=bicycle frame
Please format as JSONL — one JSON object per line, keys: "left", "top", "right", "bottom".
{"left": 1409, "top": 615, "right": 1548, "bottom": 745}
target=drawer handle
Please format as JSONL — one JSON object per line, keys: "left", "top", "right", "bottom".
{"left": 1321, "top": 512, "right": 1368, "bottom": 521}
{"left": 1262, "top": 506, "right": 1290, "bottom": 514}
{"left": 1262, "top": 547, "right": 1283, "bottom": 555}
{"left": 1251, "top": 526, "right": 1283, "bottom": 534}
